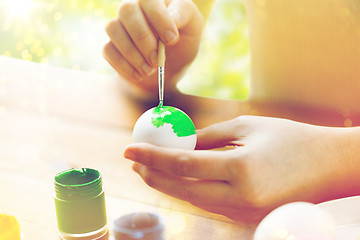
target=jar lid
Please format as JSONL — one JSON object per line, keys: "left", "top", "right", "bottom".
{"left": 113, "top": 212, "right": 164, "bottom": 240}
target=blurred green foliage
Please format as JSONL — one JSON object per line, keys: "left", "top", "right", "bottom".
{"left": 0, "top": 0, "right": 250, "bottom": 100}
{"left": 179, "top": 0, "right": 250, "bottom": 100}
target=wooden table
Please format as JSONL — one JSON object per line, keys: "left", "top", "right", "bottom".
{"left": 0, "top": 56, "right": 259, "bottom": 240}
{"left": 0, "top": 56, "right": 358, "bottom": 240}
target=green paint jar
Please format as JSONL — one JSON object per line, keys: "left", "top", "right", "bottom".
{"left": 54, "top": 168, "right": 108, "bottom": 240}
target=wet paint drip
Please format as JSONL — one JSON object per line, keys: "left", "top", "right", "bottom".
{"left": 151, "top": 106, "right": 196, "bottom": 137}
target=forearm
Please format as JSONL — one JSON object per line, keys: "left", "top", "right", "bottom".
{"left": 318, "top": 126, "right": 360, "bottom": 202}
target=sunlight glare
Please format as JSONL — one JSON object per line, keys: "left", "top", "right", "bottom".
{"left": 2, "top": 0, "right": 36, "bottom": 20}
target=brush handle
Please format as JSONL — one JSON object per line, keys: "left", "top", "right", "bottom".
{"left": 158, "top": 40, "right": 165, "bottom": 106}
{"left": 158, "top": 40, "right": 165, "bottom": 67}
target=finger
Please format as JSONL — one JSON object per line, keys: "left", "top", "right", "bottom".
{"left": 196, "top": 118, "right": 243, "bottom": 150}
{"left": 139, "top": 0, "right": 179, "bottom": 45}
{"left": 103, "top": 41, "right": 143, "bottom": 81}
{"left": 124, "top": 143, "right": 234, "bottom": 180}
{"left": 167, "top": 0, "right": 203, "bottom": 34}
{"left": 133, "top": 163, "right": 267, "bottom": 223}
{"left": 119, "top": 1, "right": 159, "bottom": 67}
{"left": 132, "top": 163, "right": 231, "bottom": 206}
{"left": 196, "top": 203, "right": 265, "bottom": 223}
{"left": 105, "top": 18, "right": 156, "bottom": 77}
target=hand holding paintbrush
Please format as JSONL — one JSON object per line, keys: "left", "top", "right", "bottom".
{"left": 104, "top": 0, "right": 204, "bottom": 98}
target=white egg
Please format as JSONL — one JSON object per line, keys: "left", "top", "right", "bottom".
{"left": 133, "top": 106, "right": 197, "bottom": 150}
{"left": 254, "top": 202, "right": 337, "bottom": 240}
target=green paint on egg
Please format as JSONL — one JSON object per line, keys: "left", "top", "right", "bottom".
{"left": 151, "top": 106, "right": 196, "bottom": 137}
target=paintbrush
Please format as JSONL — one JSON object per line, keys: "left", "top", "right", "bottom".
{"left": 158, "top": 40, "right": 165, "bottom": 107}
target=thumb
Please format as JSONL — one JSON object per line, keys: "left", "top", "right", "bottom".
{"left": 167, "top": 0, "right": 204, "bottom": 32}
{"left": 195, "top": 118, "right": 241, "bottom": 150}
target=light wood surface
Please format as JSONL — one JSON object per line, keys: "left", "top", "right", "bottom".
{"left": 0, "top": 56, "right": 255, "bottom": 240}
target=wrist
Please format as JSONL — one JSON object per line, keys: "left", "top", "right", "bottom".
{"left": 337, "top": 127, "right": 360, "bottom": 189}
{"left": 322, "top": 126, "right": 360, "bottom": 200}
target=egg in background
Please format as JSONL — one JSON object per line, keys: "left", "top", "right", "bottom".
{"left": 133, "top": 106, "right": 197, "bottom": 150}
{"left": 254, "top": 202, "right": 337, "bottom": 240}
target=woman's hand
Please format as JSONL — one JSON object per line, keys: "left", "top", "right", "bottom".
{"left": 103, "top": 0, "right": 204, "bottom": 96}
{"left": 124, "top": 115, "right": 354, "bottom": 222}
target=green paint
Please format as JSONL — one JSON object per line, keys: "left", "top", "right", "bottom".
{"left": 54, "top": 168, "right": 107, "bottom": 235}
{"left": 151, "top": 106, "right": 196, "bottom": 137}
{"left": 55, "top": 168, "right": 99, "bottom": 187}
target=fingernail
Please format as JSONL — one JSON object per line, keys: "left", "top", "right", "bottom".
{"left": 164, "top": 30, "right": 178, "bottom": 44}
{"left": 134, "top": 72, "right": 143, "bottom": 81}
{"left": 142, "top": 63, "right": 155, "bottom": 76}
{"left": 150, "top": 51, "right": 158, "bottom": 67}
{"left": 124, "top": 149, "right": 137, "bottom": 160}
